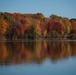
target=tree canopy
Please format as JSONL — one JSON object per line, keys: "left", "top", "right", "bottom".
{"left": 0, "top": 12, "right": 76, "bottom": 39}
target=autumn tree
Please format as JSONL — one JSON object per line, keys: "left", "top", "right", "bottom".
{"left": 0, "top": 18, "right": 8, "bottom": 38}
{"left": 62, "top": 18, "right": 73, "bottom": 38}
{"left": 0, "top": 12, "right": 75, "bottom": 39}
{"left": 70, "top": 19, "right": 76, "bottom": 38}
{"left": 26, "top": 19, "right": 41, "bottom": 39}
{"left": 47, "top": 20, "right": 54, "bottom": 38}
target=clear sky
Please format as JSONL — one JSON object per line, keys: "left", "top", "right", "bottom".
{"left": 0, "top": 0, "right": 76, "bottom": 19}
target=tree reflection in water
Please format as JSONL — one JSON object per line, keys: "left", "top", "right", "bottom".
{"left": 0, "top": 40, "right": 76, "bottom": 65}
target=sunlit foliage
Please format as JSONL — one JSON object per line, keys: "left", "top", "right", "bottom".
{"left": 0, "top": 18, "right": 8, "bottom": 37}
{"left": 0, "top": 12, "right": 76, "bottom": 39}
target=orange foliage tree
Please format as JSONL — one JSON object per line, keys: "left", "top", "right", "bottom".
{"left": 0, "top": 18, "right": 8, "bottom": 38}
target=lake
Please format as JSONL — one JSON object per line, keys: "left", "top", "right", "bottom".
{"left": 0, "top": 40, "right": 76, "bottom": 75}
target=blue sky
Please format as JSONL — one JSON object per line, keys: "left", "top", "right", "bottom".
{"left": 0, "top": 0, "right": 76, "bottom": 18}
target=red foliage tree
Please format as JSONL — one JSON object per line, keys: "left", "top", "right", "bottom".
{"left": 20, "top": 19, "right": 27, "bottom": 36}
{"left": 47, "top": 20, "right": 54, "bottom": 34}
{"left": 55, "top": 22, "right": 62, "bottom": 34}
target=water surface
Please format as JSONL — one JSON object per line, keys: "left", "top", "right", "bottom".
{"left": 0, "top": 40, "right": 76, "bottom": 75}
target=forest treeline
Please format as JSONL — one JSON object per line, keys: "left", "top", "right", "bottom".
{"left": 0, "top": 12, "right": 76, "bottom": 39}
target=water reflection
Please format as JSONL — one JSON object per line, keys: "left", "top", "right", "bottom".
{"left": 0, "top": 40, "right": 76, "bottom": 65}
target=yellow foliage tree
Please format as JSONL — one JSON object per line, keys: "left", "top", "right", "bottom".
{"left": 0, "top": 18, "right": 8, "bottom": 37}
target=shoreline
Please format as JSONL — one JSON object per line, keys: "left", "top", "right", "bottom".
{"left": 0, "top": 38, "right": 76, "bottom": 42}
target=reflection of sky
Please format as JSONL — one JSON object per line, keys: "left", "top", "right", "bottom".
{"left": 0, "top": 0, "right": 76, "bottom": 18}
{"left": 0, "top": 57, "right": 76, "bottom": 75}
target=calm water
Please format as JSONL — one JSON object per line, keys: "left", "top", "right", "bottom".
{"left": 0, "top": 40, "right": 76, "bottom": 75}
